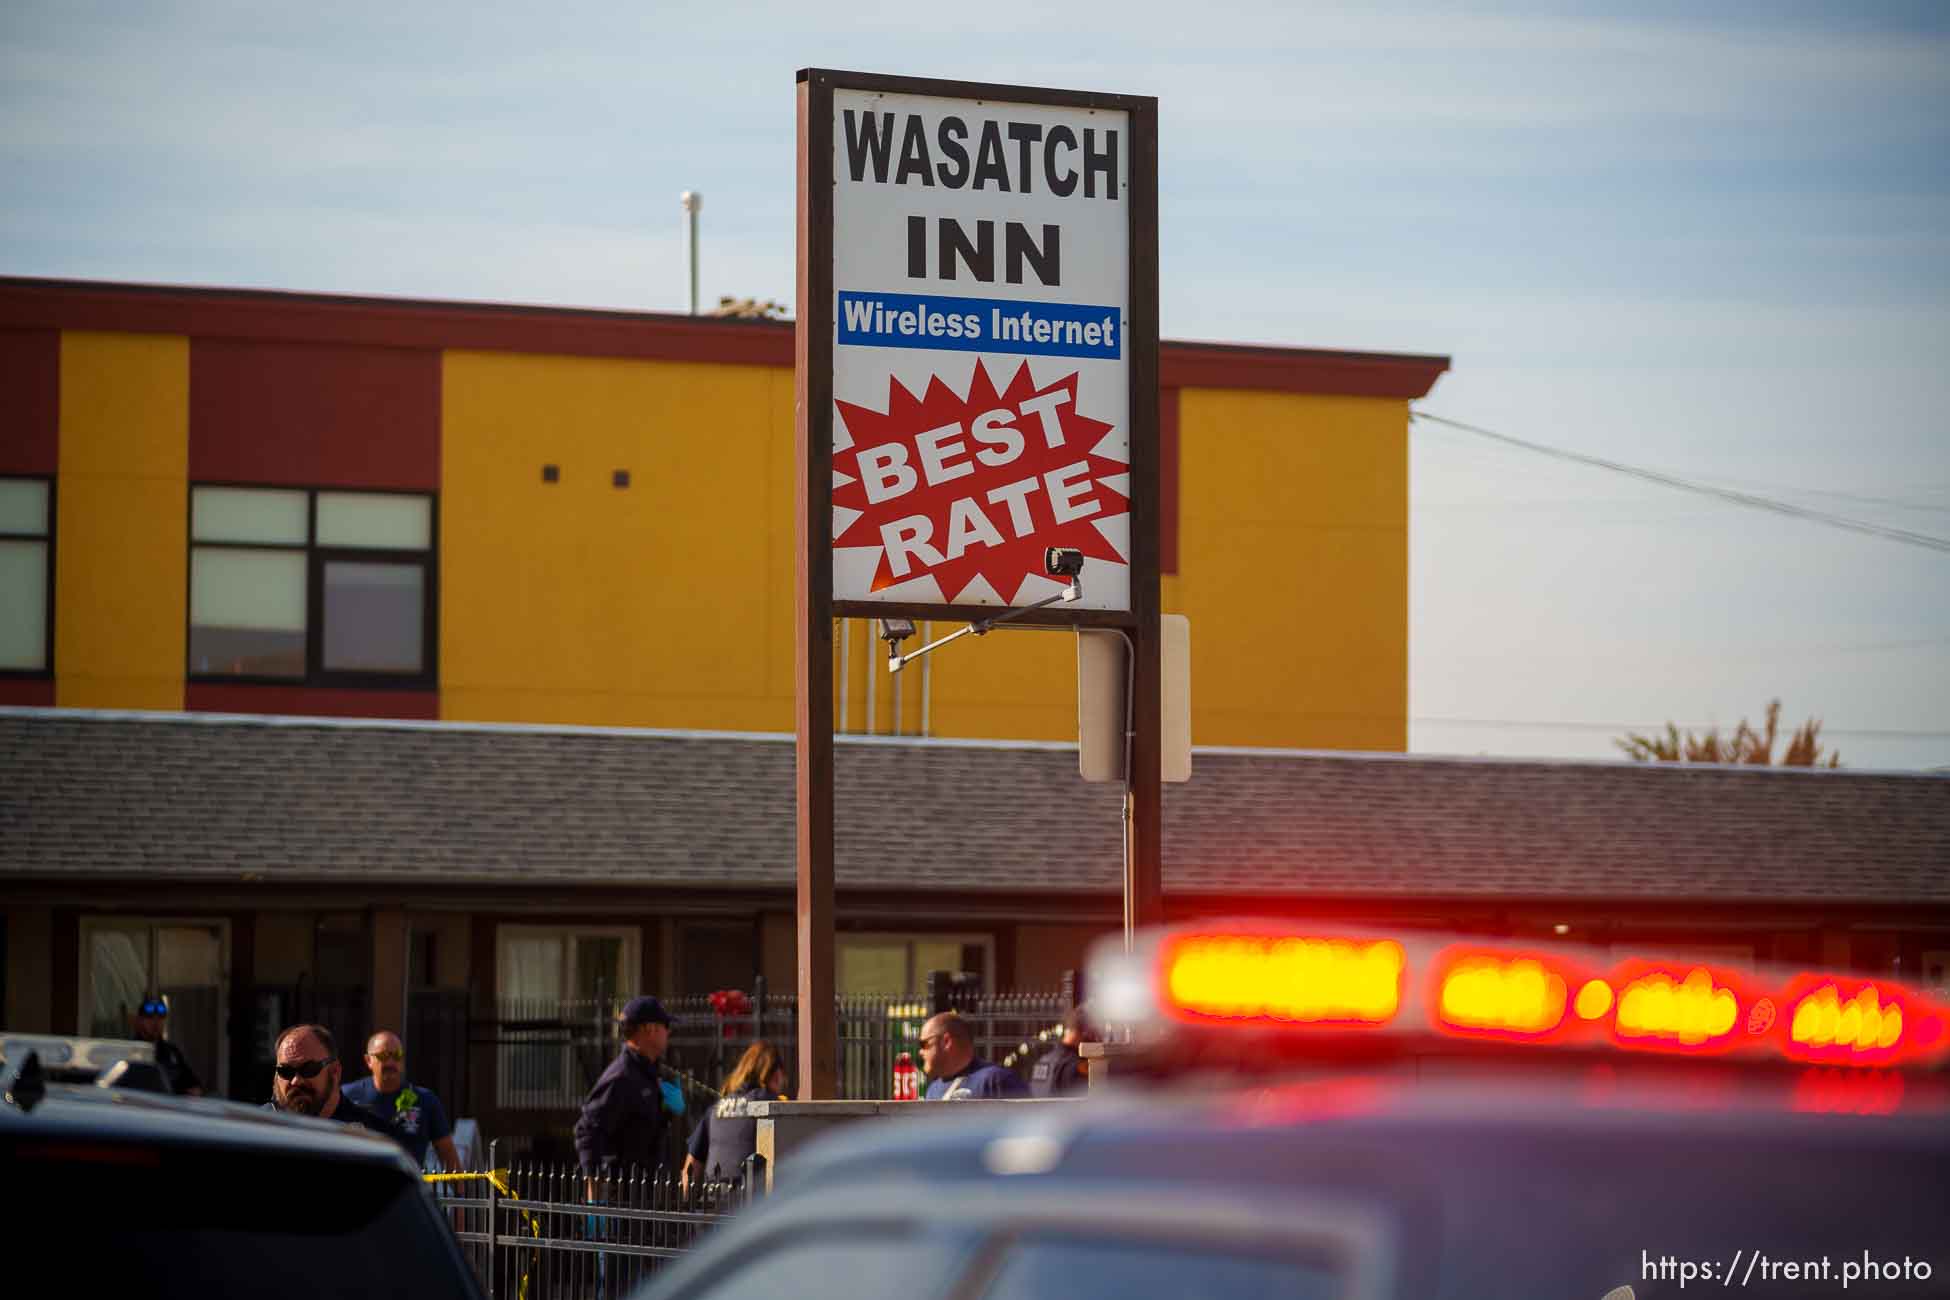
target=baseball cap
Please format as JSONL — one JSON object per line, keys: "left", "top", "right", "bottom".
{"left": 617, "top": 995, "right": 674, "bottom": 1028}
{"left": 138, "top": 998, "right": 169, "bottom": 1017}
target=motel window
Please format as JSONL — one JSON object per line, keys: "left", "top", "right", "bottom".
{"left": 496, "top": 925, "right": 641, "bottom": 1108}
{"left": 0, "top": 476, "right": 53, "bottom": 674}
{"left": 188, "top": 486, "right": 435, "bottom": 686}
{"left": 838, "top": 933, "right": 994, "bottom": 996}
{"left": 498, "top": 925, "right": 641, "bottom": 1007}
{"left": 80, "top": 916, "right": 230, "bottom": 1096}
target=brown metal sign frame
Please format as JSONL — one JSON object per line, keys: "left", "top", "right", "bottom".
{"left": 796, "top": 67, "right": 1161, "bottom": 1098}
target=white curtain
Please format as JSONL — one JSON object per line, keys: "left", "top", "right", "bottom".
{"left": 90, "top": 929, "right": 150, "bottom": 1037}
{"left": 502, "top": 935, "right": 564, "bottom": 1009}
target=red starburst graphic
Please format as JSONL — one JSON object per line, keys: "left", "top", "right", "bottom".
{"left": 833, "top": 360, "right": 1128, "bottom": 602}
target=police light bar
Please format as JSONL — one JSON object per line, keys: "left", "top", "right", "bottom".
{"left": 1162, "top": 934, "right": 1404, "bottom": 1026}
{"left": 1088, "top": 924, "right": 1950, "bottom": 1070}
{"left": 0, "top": 1034, "right": 158, "bottom": 1073}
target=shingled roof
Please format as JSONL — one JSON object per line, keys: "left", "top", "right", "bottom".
{"left": 3, "top": 709, "right": 1946, "bottom": 903}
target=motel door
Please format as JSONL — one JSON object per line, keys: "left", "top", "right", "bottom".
{"left": 82, "top": 917, "right": 229, "bottom": 1095}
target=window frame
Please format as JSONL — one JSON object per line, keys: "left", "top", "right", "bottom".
{"left": 78, "top": 914, "right": 232, "bottom": 1097}
{"left": 495, "top": 923, "right": 642, "bottom": 1110}
{"left": 185, "top": 482, "right": 438, "bottom": 690}
{"left": 837, "top": 931, "right": 995, "bottom": 996}
{"left": 0, "top": 473, "right": 55, "bottom": 679}
{"left": 496, "top": 923, "right": 643, "bottom": 1005}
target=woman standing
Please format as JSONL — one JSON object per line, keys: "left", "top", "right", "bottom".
{"left": 681, "top": 1040, "right": 789, "bottom": 1193}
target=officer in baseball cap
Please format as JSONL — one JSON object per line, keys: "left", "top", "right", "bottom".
{"left": 128, "top": 996, "right": 204, "bottom": 1097}
{"left": 574, "top": 995, "right": 682, "bottom": 1181}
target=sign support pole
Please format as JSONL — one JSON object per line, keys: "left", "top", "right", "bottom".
{"left": 797, "top": 68, "right": 1159, "bottom": 1090}
{"left": 1127, "top": 93, "right": 1165, "bottom": 942}
{"left": 794, "top": 74, "right": 838, "bottom": 1100}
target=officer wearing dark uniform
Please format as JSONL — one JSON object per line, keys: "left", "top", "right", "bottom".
{"left": 129, "top": 997, "right": 203, "bottom": 1096}
{"left": 682, "top": 1039, "right": 788, "bottom": 1192}
{"left": 1030, "top": 1005, "right": 1093, "bottom": 1098}
{"left": 574, "top": 995, "right": 678, "bottom": 1177}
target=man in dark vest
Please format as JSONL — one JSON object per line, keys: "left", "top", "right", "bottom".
{"left": 1030, "top": 1005, "right": 1094, "bottom": 1097}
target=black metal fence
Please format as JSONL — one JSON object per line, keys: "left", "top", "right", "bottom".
{"left": 470, "top": 984, "right": 1069, "bottom": 1113}
{"left": 430, "top": 1139, "right": 752, "bottom": 1299}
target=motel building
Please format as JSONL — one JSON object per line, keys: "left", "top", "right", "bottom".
{"left": 3, "top": 275, "right": 1946, "bottom": 1134}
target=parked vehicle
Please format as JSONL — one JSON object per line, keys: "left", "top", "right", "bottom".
{"left": 0, "top": 1031, "right": 172, "bottom": 1091}
{"left": 1, "top": 1043, "right": 483, "bottom": 1299}
{"left": 632, "top": 923, "right": 1950, "bottom": 1300}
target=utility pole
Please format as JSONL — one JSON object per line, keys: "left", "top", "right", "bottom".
{"left": 681, "top": 191, "right": 702, "bottom": 315}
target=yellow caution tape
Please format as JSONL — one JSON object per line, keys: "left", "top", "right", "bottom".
{"left": 424, "top": 1167, "right": 521, "bottom": 1199}
{"left": 422, "top": 1169, "right": 544, "bottom": 1300}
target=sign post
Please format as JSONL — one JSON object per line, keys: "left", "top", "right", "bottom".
{"left": 797, "top": 68, "right": 1158, "bottom": 1096}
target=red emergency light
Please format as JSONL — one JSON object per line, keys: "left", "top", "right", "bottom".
{"left": 1434, "top": 950, "right": 1572, "bottom": 1040}
{"left": 1104, "top": 924, "right": 1950, "bottom": 1072}
{"left": 1160, "top": 933, "right": 1404, "bottom": 1027}
{"left": 1779, "top": 975, "right": 1942, "bottom": 1068}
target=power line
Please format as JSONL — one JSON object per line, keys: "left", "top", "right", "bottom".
{"left": 1686, "top": 473, "right": 1950, "bottom": 515}
{"left": 1410, "top": 410, "right": 1950, "bottom": 555}
{"left": 1413, "top": 716, "right": 1950, "bottom": 740}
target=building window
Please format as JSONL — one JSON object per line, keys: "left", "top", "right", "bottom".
{"left": 80, "top": 916, "right": 229, "bottom": 1096}
{"left": 496, "top": 924, "right": 640, "bottom": 1109}
{"left": 837, "top": 933, "right": 993, "bottom": 996}
{"left": 188, "top": 485, "right": 435, "bottom": 686}
{"left": 0, "top": 476, "right": 53, "bottom": 674}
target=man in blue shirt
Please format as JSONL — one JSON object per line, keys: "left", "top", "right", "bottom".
{"left": 919, "top": 1011, "right": 1029, "bottom": 1100}
{"left": 340, "top": 1029, "right": 460, "bottom": 1170}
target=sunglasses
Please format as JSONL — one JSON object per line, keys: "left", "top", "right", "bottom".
{"left": 139, "top": 1001, "right": 169, "bottom": 1017}
{"left": 274, "top": 1056, "right": 336, "bottom": 1082}
{"left": 368, "top": 1050, "right": 404, "bottom": 1063}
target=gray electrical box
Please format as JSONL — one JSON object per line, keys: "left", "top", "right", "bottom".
{"left": 1078, "top": 614, "right": 1191, "bottom": 783}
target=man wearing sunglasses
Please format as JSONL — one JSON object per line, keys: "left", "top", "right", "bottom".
{"left": 340, "top": 1030, "right": 461, "bottom": 1170}
{"left": 264, "top": 1023, "right": 391, "bottom": 1136}
{"left": 128, "top": 996, "right": 204, "bottom": 1097}
{"left": 918, "top": 1011, "right": 1029, "bottom": 1100}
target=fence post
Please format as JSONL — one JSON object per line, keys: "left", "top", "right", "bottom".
{"left": 743, "top": 1152, "right": 766, "bottom": 1207}
{"left": 484, "top": 1138, "right": 499, "bottom": 1300}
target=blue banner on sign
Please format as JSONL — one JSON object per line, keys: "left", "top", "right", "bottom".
{"left": 837, "top": 290, "right": 1121, "bottom": 360}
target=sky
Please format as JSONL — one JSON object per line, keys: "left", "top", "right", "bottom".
{"left": 5, "top": 1, "right": 1946, "bottom": 770}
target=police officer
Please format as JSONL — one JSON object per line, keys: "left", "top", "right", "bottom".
{"left": 680, "top": 1039, "right": 788, "bottom": 1195}
{"left": 128, "top": 997, "right": 203, "bottom": 1096}
{"left": 574, "top": 995, "right": 679, "bottom": 1188}
{"left": 1030, "top": 1005, "right": 1093, "bottom": 1097}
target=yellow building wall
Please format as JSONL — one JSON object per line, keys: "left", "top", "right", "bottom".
{"left": 1175, "top": 389, "right": 1408, "bottom": 749}
{"left": 440, "top": 348, "right": 1404, "bottom": 748}
{"left": 441, "top": 351, "right": 796, "bottom": 728}
{"left": 54, "top": 331, "right": 188, "bottom": 711}
{"left": 900, "top": 388, "right": 1408, "bottom": 749}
